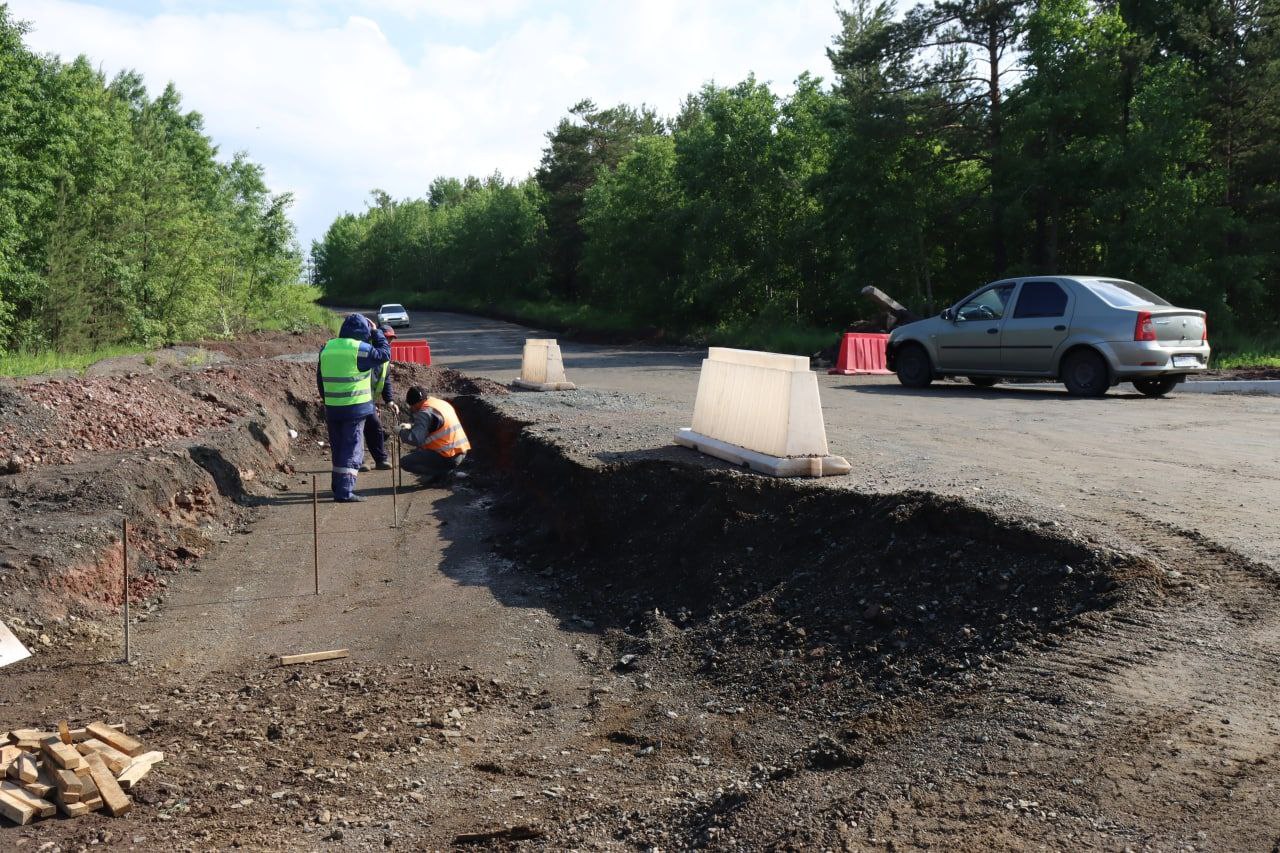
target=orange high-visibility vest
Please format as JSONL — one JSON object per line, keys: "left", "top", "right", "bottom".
{"left": 416, "top": 396, "right": 471, "bottom": 458}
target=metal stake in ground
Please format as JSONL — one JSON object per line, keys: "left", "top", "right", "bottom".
{"left": 121, "top": 517, "right": 130, "bottom": 664}
{"left": 391, "top": 435, "right": 399, "bottom": 529}
{"left": 312, "top": 474, "right": 319, "bottom": 595}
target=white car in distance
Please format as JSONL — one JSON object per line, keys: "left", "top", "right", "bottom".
{"left": 376, "top": 303, "right": 410, "bottom": 328}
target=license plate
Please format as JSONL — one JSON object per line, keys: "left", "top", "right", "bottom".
{"left": 1173, "top": 355, "right": 1199, "bottom": 368}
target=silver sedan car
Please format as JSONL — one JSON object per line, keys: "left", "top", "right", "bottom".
{"left": 886, "top": 276, "right": 1209, "bottom": 397}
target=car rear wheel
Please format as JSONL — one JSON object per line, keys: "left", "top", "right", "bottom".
{"left": 968, "top": 376, "right": 998, "bottom": 388}
{"left": 895, "top": 344, "right": 933, "bottom": 389}
{"left": 1133, "top": 376, "right": 1179, "bottom": 398}
{"left": 1061, "top": 350, "right": 1109, "bottom": 397}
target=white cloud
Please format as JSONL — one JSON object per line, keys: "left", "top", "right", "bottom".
{"left": 8, "top": 0, "right": 842, "bottom": 248}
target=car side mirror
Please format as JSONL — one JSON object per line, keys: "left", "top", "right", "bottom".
{"left": 942, "top": 308, "right": 955, "bottom": 322}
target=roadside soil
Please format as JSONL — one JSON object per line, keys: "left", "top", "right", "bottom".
{"left": 1, "top": 330, "right": 1278, "bottom": 850}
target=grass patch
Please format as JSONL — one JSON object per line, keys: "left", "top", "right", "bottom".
{"left": 1215, "top": 352, "right": 1280, "bottom": 369}
{"left": 1209, "top": 329, "right": 1280, "bottom": 369}
{"left": 0, "top": 343, "right": 151, "bottom": 378}
{"left": 703, "top": 320, "right": 837, "bottom": 356}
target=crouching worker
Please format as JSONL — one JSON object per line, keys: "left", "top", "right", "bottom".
{"left": 397, "top": 386, "right": 470, "bottom": 485}
{"left": 317, "top": 313, "right": 390, "bottom": 502}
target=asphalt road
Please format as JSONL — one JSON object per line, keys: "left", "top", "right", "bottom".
{"left": 381, "top": 309, "right": 1280, "bottom": 569}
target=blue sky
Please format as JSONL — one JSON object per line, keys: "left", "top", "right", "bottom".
{"left": 10, "top": 0, "right": 844, "bottom": 251}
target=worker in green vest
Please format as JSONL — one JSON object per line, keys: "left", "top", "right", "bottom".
{"left": 361, "top": 324, "right": 399, "bottom": 471}
{"left": 315, "top": 313, "right": 390, "bottom": 502}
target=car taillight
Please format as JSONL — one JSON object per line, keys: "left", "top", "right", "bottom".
{"left": 1134, "top": 311, "right": 1156, "bottom": 341}
{"left": 1202, "top": 316, "right": 1208, "bottom": 342}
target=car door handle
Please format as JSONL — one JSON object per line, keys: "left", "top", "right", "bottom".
{"left": 1054, "top": 324, "right": 1066, "bottom": 331}
{"left": 986, "top": 328, "right": 998, "bottom": 334}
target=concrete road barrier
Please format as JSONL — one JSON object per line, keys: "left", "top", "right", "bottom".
{"left": 513, "top": 339, "right": 576, "bottom": 391}
{"left": 675, "top": 347, "right": 850, "bottom": 477}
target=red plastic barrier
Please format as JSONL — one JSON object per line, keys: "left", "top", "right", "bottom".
{"left": 828, "top": 332, "right": 890, "bottom": 375}
{"left": 391, "top": 339, "right": 432, "bottom": 365}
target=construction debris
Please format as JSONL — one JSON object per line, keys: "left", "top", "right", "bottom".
{"left": 0, "top": 721, "right": 161, "bottom": 825}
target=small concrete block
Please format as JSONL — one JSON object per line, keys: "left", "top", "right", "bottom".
{"left": 516, "top": 339, "right": 575, "bottom": 391}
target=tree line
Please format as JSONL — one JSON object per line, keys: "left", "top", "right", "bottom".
{"left": 330, "top": 1, "right": 1277, "bottom": 345}
{"left": 0, "top": 6, "right": 308, "bottom": 359}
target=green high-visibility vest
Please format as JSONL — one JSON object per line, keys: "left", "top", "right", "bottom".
{"left": 319, "top": 338, "right": 372, "bottom": 408}
{"left": 372, "top": 361, "right": 389, "bottom": 399}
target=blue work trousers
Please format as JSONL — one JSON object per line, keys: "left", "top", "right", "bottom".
{"left": 325, "top": 415, "right": 365, "bottom": 500}
{"left": 362, "top": 412, "right": 388, "bottom": 465}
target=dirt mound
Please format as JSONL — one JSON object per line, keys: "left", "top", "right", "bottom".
{"left": 2, "top": 374, "right": 240, "bottom": 467}
{"left": 391, "top": 362, "right": 508, "bottom": 398}
{"left": 0, "top": 361, "right": 502, "bottom": 474}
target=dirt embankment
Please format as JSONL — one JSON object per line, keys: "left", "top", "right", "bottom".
{"left": 0, "top": 357, "right": 501, "bottom": 655}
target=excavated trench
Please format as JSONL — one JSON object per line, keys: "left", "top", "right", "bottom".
{"left": 454, "top": 396, "right": 1154, "bottom": 707}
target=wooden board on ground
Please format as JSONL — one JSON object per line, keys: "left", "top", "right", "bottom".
{"left": 27, "top": 763, "right": 56, "bottom": 798}
{"left": 7, "top": 729, "right": 49, "bottom": 750}
{"left": 59, "top": 800, "right": 90, "bottom": 817}
{"left": 279, "top": 648, "right": 349, "bottom": 666}
{"left": 0, "top": 781, "right": 55, "bottom": 818}
{"left": 42, "top": 736, "right": 83, "bottom": 770}
{"left": 0, "top": 745, "right": 19, "bottom": 771}
{"left": 81, "top": 753, "right": 130, "bottom": 817}
{"left": 51, "top": 765, "right": 82, "bottom": 801}
{"left": 57, "top": 721, "right": 71, "bottom": 745}
{"left": 7, "top": 753, "right": 37, "bottom": 783}
{"left": 116, "top": 751, "right": 164, "bottom": 790}
{"left": 85, "top": 722, "right": 144, "bottom": 758}
{"left": 77, "top": 739, "right": 131, "bottom": 774}
{"left": 0, "top": 785, "right": 36, "bottom": 825}
{"left": 68, "top": 722, "right": 125, "bottom": 743}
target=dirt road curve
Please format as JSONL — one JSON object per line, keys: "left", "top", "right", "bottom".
{"left": 401, "top": 310, "right": 1280, "bottom": 568}
{"left": 0, "top": 316, "right": 1277, "bottom": 850}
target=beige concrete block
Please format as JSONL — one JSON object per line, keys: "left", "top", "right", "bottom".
{"left": 688, "top": 348, "right": 831, "bottom": 458}
{"left": 516, "top": 339, "right": 576, "bottom": 391}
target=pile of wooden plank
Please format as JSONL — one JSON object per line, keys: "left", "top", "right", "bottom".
{"left": 0, "top": 721, "right": 163, "bottom": 825}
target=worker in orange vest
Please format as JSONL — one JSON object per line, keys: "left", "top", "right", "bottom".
{"left": 396, "top": 385, "right": 470, "bottom": 485}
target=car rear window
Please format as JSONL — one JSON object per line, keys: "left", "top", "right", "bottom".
{"left": 381, "top": 304, "right": 405, "bottom": 313}
{"left": 1013, "top": 282, "right": 1069, "bottom": 318}
{"left": 1081, "top": 279, "right": 1170, "bottom": 308}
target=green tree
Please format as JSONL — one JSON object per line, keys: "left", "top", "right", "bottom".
{"left": 535, "top": 100, "right": 665, "bottom": 300}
